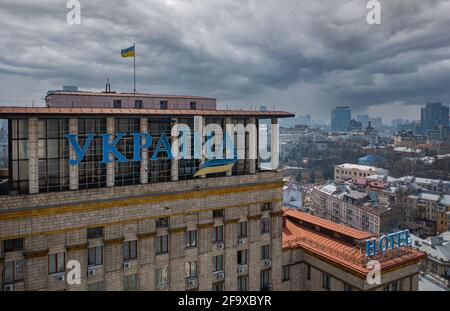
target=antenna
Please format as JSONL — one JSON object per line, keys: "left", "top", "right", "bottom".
{"left": 106, "top": 77, "right": 111, "bottom": 93}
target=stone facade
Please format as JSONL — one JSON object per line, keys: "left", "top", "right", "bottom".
{"left": 0, "top": 171, "right": 284, "bottom": 291}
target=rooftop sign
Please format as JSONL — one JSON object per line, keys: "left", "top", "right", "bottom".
{"left": 365, "top": 229, "right": 412, "bottom": 257}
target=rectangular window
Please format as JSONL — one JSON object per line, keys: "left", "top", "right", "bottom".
{"left": 261, "top": 244, "right": 270, "bottom": 260}
{"left": 114, "top": 118, "right": 141, "bottom": 186}
{"left": 123, "top": 240, "right": 137, "bottom": 261}
{"left": 260, "top": 269, "right": 271, "bottom": 290}
{"left": 261, "top": 218, "right": 270, "bottom": 234}
{"left": 113, "top": 100, "right": 122, "bottom": 108}
{"left": 322, "top": 272, "right": 331, "bottom": 290}
{"left": 306, "top": 264, "right": 311, "bottom": 280}
{"left": 88, "top": 246, "right": 103, "bottom": 266}
{"left": 88, "top": 281, "right": 104, "bottom": 291}
{"left": 10, "top": 119, "right": 29, "bottom": 194}
{"left": 212, "top": 255, "right": 224, "bottom": 272}
{"left": 237, "top": 221, "right": 248, "bottom": 239}
{"left": 213, "top": 281, "right": 224, "bottom": 291}
{"left": 237, "top": 275, "right": 248, "bottom": 291}
{"left": 212, "top": 225, "right": 223, "bottom": 242}
{"left": 185, "top": 261, "right": 198, "bottom": 279}
{"left": 185, "top": 230, "right": 197, "bottom": 248}
{"left": 155, "top": 267, "right": 168, "bottom": 287}
{"left": 123, "top": 274, "right": 137, "bottom": 291}
{"left": 4, "top": 260, "right": 24, "bottom": 284}
{"left": 282, "top": 265, "right": 290, "bottom": 281}
{"left": 160, "top": 101, "right": 168, "bottom": 110}
{"left": 213, "top": 209, "right": 224, "bottom": 218}
{"left": 155, "top": 235, "right": 169, "bottom": 255}
{"left": 190, "top": 101, "right": 197, "bottom": 110}
{"left": 261, "top": 202, "right": 272, "bottom": 212}
{"left": 156, "top": 217, "right": 169, "bottom": 228}
{"left": 3, "top": 238, "right": 24, "bottom": 252}
{"left": 87, "top": 227, "right": 103, "bottom": 239}
{"left": 237, "top": 249, "right": 248, "bottom": 266}
{"left": 344, "top": 283, "right": 353, "bottom": 291}
{"left": 135, "top": 100, "right": 143, "bottom": 109}
{"left": 49, "top": 252, "right": 65, "bottom": 274}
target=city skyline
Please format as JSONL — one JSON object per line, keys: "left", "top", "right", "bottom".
{"left": 1, "top": 1, "right": 450, "bottom": 123}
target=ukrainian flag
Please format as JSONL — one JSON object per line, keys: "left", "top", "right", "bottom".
{"left": 121, "top": 45, "right": 135, "bottom": 58}
{"left": 193, "top": 159, "right": 236, "bottom": 177}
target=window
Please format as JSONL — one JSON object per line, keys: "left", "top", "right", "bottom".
{"left": 261, "top": 202, "right": 272, "bottom": 212}
{"left": 156, "top": 217, "right": 169, "bottom": 228}
{"left": 10, "top": 119, "right": 29, "bottom": 194}
{"left": 155, "top": 267, "right": 168, "bottom": 288}
{"left": 49, "top": 252, "right": 65, "bottom": 274}
{"left": 322, "top": 272, "right": 331, "bottom": 290}
{"left": 135, "top": 100, "right": 143, "bottom": 109}
{"left": 185, "top": 230, "right": 197, "bottom": 248}
{"left": 213, "top": 209, "right": 224, "bottom": 218}
{"left": 282, "top": 265, "right": 290, "bottom": 281}
{"left": 155, "top": 235, "right": 169, "bottom": 255}
{"left": 113, "top": 100, "right": 122, "bottom": 108}
{"left": 123, "top": 240, "right": 137, "bottom": 261}
{"left": 237, "top": 249, "right": 248, "bottom": 266}
{"left": 212, "top": 225, "right": 223, "bottom": 242}
{"left": 3, "top": 238, "right": 23, "bottom": 252}
{"left": 261, "top": 244, "right": 270, "bottom": 260}
{"left": 185, "top": 261, "right": 197, "bottom": 279}
{"left": 88, "top": 281, "right": 104, "bottom": 291}
{"left": 260, "top": 269, "right": 271, "bottom": 290}
{"left": 237, "top": 275, "right": 248, "bottom": 291}
{"left": 87, "top": 227, "right": 103, "bottom": 239}
{"left": 160, "top": 101, "right": 168, "bottom": 110}
{"left": 190, "top": 101, "right": 196, "bottom": 110}
{"left": 344, "top": 283, "right": 353, "bottom": 291}
{"left": 213, "top": 281, "right": 224, "bottom": 291}
{"left": 237, "top": 221, "right": 248, "bottom": 239}
{"left": 123, "top": 274, "right": 137, "bottom": 291}
{"left": 213, "top": 255, "right": 224, "bottom": 272}
{"left": 4, "top": 260, "right": 24, "bottom": 284}
{"left": 88, "top": 246, "right": 103, "bottom": 266}
{"left": 114, "top": 118, "right": 141, "bottom": 186}
{"left": 261, "top": 218, "right": 270, "bottom": 234}
{"left": 306, "top": 264, "right": 311, "bottom": 280}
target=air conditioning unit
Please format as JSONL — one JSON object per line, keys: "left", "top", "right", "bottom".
{"left": 216, "top": 242, "right": 224, "bottom": 249}
{"left": 237, "top": 266, "right": 246, "bottom": 274}
{"left": 264, "top": 259, "right": 272, "bottom": 267}
{"left": 88, "top": 267, "right": 96, "bottom": 276}
{"left": 216, "top": 272, "right": 225, "bottom": 279}
{"left": 186, "top": 278, "right": 196, "bottom": 286}
{"left": 3, "top": 284, "right": 14, "bottom": 291}
{"left": 123, "top": 262, "right": 131, "bottom": 269}
{"left": 56, "top": 274, "right": 65, "bottom": 282}
{"left": 238, "top": 238, "right": 246, "bottom": 245}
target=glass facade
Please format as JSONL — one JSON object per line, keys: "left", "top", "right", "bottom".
{"left": 78, "top": 118, "right": 107, "bottom": 189}
{"left": 10, "top": 119, "right": 29, "bottom": 194}
{"left": 38, "top": 119, "right": 69, "bottom": 193}
{"left": 7, "top": 115, "right": 260, "bottom": 195}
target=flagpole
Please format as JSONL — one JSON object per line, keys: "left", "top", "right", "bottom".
{"left": 133, "top": 42, "right": 136, "bottom": 93}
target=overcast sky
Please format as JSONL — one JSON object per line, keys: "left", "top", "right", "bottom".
{"left": 0, "top": 0, "right": 450, "bottom": 123}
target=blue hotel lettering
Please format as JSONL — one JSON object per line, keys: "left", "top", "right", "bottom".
{"left": 365, "top": 229, "right": 412, "bottom": 257}
{"left": 65, "top": 132, "right": 173, "bottom": 165}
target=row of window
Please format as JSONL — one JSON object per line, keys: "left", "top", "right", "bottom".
{"left": 112, "top": 100, "right": 198, "bottom": 110}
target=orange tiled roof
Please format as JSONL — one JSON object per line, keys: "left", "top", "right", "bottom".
{"left": 0, "top": 106, "right": 294, "bottom": 118}
{"left": 283, "top": 208, "right": 373, "bottom": 240}
{"left": 282, "top": 210, "right": 426, "bottom": 276}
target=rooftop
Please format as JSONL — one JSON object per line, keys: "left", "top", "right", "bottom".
{"left": 45, "top": 90, "right": 215, "bottom": 100}
{"left": 283, "top": 209, "right": 426, "bottom": 277}
{"left": 0, "top": 106, "right": 294, "bottom": 118}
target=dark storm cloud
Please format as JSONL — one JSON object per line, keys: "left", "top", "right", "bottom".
{"left": 0, "top": 0, "right": 449, "bottom": 121}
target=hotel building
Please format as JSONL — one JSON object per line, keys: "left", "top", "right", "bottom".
{"left": 0, "top": 90, "right": 294, "bottom": 291}
{"left": 281, "top": 209, "right": 426, "bottom": 291}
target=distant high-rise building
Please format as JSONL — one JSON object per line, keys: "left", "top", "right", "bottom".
{"left": 356, "top": 114, "right": 369, "bottom": 128}
{"left": 331, "top": 106, "right": 351, "bottom": 132}
{"left": 420, "top": 102, "right": 449, "bottom": 134}
{"left": 369, "top": 117, "right": 383, "bottom": 129}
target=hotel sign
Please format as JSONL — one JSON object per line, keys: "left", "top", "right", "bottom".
{"left": 365, "top": 229, "right": 412, "bottom": 257}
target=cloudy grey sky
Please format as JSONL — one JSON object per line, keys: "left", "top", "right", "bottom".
{"left": 0, "top": 0, "right": 449, "bottom": 123}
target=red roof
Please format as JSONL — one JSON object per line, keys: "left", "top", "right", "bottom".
{"left": 0, "top": 106, "right": 294, "bottom": 118}
{"left": 282, "top": 209, "right": 426, "bottom": 276}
